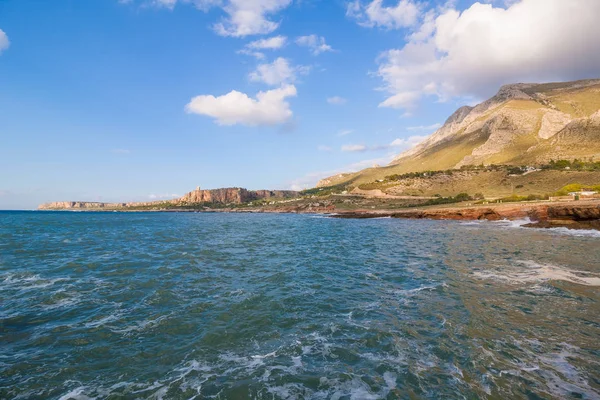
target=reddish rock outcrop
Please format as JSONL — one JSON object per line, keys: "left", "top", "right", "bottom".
{"left": 331, "top": 202, "right": 600, "bottom": 231}
{"left": 547, "top": 205, "right": 600, "bottom": 221}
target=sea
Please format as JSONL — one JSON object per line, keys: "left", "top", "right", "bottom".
{"left": 1, "top": 211, "right": 599, "bottom": 399}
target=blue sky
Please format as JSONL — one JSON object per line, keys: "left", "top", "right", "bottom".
{"left": 1, "top": 0, "right": 598, "bottom": 209}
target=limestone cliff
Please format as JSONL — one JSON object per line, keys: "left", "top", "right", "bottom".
{"left": 38, "top": 187, "right": 300, "bottom": 210}
{"left": 174, "top": 187, "right": 299, "bottom": 205}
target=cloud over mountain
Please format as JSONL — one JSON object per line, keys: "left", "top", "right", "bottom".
{"left": 375, "top": 0, "right": 600, "bottom": 110}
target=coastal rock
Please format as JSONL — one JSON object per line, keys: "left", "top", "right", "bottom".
{"left": 547, "top": 205, "right": 600, "bottom": 221}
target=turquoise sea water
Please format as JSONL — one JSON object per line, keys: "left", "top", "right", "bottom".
{"left": 1, "top": 211, "right": 599, "bottom": 399}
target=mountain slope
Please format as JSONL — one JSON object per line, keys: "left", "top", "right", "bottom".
{"left": 318, "top": 79, "right": 600, "bottom": 187}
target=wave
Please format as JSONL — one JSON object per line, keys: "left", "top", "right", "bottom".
{"left": 461, "top": 217, "right": 600, "bottom": 238}
{"left": 109, "top": 314, "right": 172, "bottom": 335}
{"left": 83, "top": 312, "right": 123, "bottom": 329}
{"left": 536, "top": 226, "right": 600, "bottom": 238}
{"left": 57, "top": 386, "right": 90, "bottom": 400}
{"left": 473, "top": 260, "right": 600, "bottom": 286}
{"left": 41, "top": 294, "right": 82, "bottom": 310}
{"left": 1, "top": 273, "right": 70, "bottom": 290}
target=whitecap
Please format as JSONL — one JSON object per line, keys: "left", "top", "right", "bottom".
{"left": 57, "top": 386, "right": 94, "bottom": 400}
{"left": 537, "top": 226, "right": 600, "bottom": 238}
{"left": 251, "top": 351, "right": 277, "bottom": 359}
{"left": 83, "top": 312, "right": 123, "bottom": 329}
{"left": 42, "top": 294, "right": 82, "bottom": 310}
{"left": 482, "top": 217, "right": 600, "bottom": 238}
{"left": 365, "top": 272, "right": 381, "bottom": 280}
{"left": 110, "top": 314, "right": 171, "bottom": 334}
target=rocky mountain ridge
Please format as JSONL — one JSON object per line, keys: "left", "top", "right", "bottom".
{"left": 318, "top": 79, "right": 600, "bottom": 187}
{"left": 392, "top": 79, "right": 600, "bottom": 167}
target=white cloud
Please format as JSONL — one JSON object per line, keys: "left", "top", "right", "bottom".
{"left": 185, "top": 84, "right": 297, "bottom": 126}
{"left": 288, "top": 155, "right": 395, "bottom": 190}
{"left": 341, "top": 144, "right": 368, "bottom": 152}
{"left": 317, "top": 145, "right": 332, "bottom": 152}
{"left": 239, "top": 35, "right": 287, "bottom": 58}
{"left": 347, "top": 0, "right": 421, "bottom": 29}
{"left": 0, "top": 29, "right": 10, "bottom": 54}
{"left": 296, "top": 35, "right": 334, "bottom": 55}
{"left": 327, "top": 96, "right": 347, "bottom": 105}
{"left": 378, "top": 91, "right": 421, "bottom": 110}
{"left": 187, "top": 0, "right": 222, "bottom": 11}
{"left": 342, "top": 135, "right": 426, "bottom": 153}
{"left": 238, "top": 49, "right": 266, "bottom": 59}
{"left": 152, "top": 0, "right": 178, "bottom": 9}
{"left": 249, "top": 57, "right": 309, "bottom": 86}
{"left": 214, "top": 0, "right": 292, "bottom": 37}
{"left": 337, "top": 129, "right": 353, "bottom": 137}
{"left": 389, "top": 135, "right": 427, "bottom": 149}
{"left": 142, "top": 0, "right": 290, "bottom": 36}
{"left": 246, "top": 35, "right": 287, "bottom": 49}
{"left": 377, "top": 0, "right": 600, "bottom": 110}
{"left": 407, "top": 123, "right": 442, "bottom": 131}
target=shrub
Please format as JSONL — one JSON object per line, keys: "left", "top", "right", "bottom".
{"left": 454, "top": 193, "right": 471, "bottom": 202}
{"left": 409, "top": 193, "right": 474, "bottom": 207}
{"left": 498, "top": 194, "right": 546, "bottom": 203}
{"left": 507, "top": 166, "right": 527, "bottom": 175}
{"left": 554, "top": 183, "right": 583, "bottom": 196}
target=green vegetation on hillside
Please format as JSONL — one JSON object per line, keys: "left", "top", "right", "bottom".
{"left": 552, "top": 183, "right": 600, "bottom": 196}
{"left": 408, "top": 193, "right": 474, "bottom": 207}
{"left": 542, "top": 159, "right": 600, "bottom": 171}
{"left": 495, "top": 194, "right": 548, "bottom": 203}
{"left": 384, "top": 164, "right": 506, "bottom": 182}
{"left": 301, "top": 183, "right": 351, "bottom": 197}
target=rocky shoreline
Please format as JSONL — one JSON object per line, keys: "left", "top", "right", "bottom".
{"left": 326, "top": 201, "right": 600, "bottom": 231}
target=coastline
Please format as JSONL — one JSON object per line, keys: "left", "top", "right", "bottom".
{"left": 35, "top": 199, "right": 600, "bottom": 231}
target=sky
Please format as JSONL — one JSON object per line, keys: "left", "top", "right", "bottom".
{"left": 1, "top": 0, "right": 599, "bottom": 209}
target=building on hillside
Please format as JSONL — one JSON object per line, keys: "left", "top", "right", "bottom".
{"left": 568, "top": 190, "right": 598, "bottom": 197}
{"left": 549, "top": 190, "right": 599, "bottom": 202}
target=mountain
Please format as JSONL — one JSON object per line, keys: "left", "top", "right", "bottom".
{"left": 318, "top": 79, "right": 600, "bottom": 187}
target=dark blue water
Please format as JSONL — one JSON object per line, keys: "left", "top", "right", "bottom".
{"left": 1, "top": 211, "right": 599, "bottom": 399}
